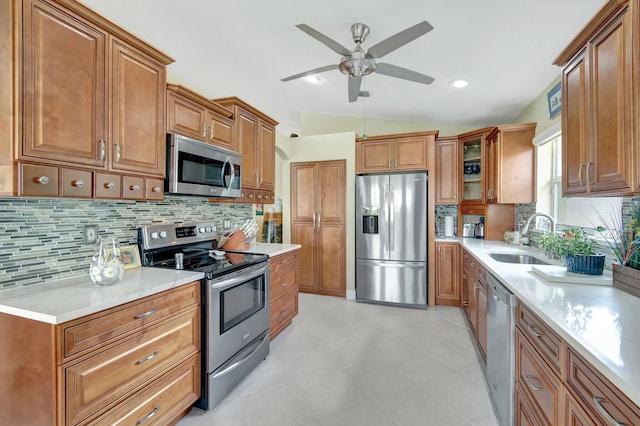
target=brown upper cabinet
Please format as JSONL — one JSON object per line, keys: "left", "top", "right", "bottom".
{"left": 459, "top": 128, "right": 492, "bottom": 204}
{"left": 485, "top": 123, "right": 536, "bottom": 204}
{"left": 435, "top": 136, "right": 459, "bottom": 204}
{"left": 167, "top": 84, "right": 235, "bottom": 151}
{"left": 1, "top": 0, "right": 174, "bottom": 197}
{"left": 355, "top": 132, "right": 437, "bottom": 174}
{"left": 214, "top": 97, "right": 278, "bottom": 195}
{"left": 554, "top": 0, "right": 638, "bottom": 196}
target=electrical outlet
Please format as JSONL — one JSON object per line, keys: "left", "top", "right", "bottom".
{"left": 223, "top": 220, "right": 231, "bottom": 228}
{"left": 84, "top": 225, "right": 98, "bottom": 244}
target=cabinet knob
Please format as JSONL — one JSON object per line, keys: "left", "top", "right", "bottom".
{"left": 72, "top": 179, "right": 85, "bottom": 187}
{"left": 36, "top": 176, "right": 49, "bottom": 184}
{"left": 104, "top": 182, "right": 116, "bottom": 189}
{"left": 152, "top": 186, "right": 161, "bottom": 193}
{"left": 130, "top": 185, "right": 140, "bottom": 191}
{"left": 257, "top": 194, "right": 262, "bottom": 199}
{"left": 248, "top": 193, "right": 253, "bottom": 199}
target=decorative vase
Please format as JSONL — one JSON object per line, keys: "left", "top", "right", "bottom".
{"left": 612, "top": 263, "right": 640, "bottom": 297}
{"left": 564, "top": 254, "right": 605, "bottom": 275}
{"left": 89, "top": 237, "right": 125, "bottom": 286}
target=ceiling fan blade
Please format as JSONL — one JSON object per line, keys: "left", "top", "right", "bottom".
{"left": 367, "top": 21, "right": 433, "bottom": 59}
{"left": 348, "top": 77, "right": 362, "bottom": 102}
{"left": 375, "top": 63, "right": 435, "bottom": 85}
{"left": 295, "top": 24, "right": 352, "bottom": 56}
{"left": 281, "top": 65, "right": 338, "bottom": 82}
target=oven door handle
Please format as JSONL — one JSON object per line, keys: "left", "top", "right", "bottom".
{"left": 210, "top": 332, "right": 269, "bottom": 380}
{"left": 209, "top": 262, "right": 269, "bottom": 292}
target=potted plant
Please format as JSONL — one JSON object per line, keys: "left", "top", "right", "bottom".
{"left": 595, "top": 199, "right": 640, "bottom": 295}
{"left": 539, "top": 227, "right": 605, "bottom": 275}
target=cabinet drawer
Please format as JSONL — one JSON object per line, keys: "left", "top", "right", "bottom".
{"left": 122, "top": 175, "right": 144, "bottom": 200}
{"left": 517, "top": 302, "right": 564, "bottom": 376}
{"left": 19, "top": 163, "right": 59, "bottom": 197}
{"left": 64, "top": 307, "right": 200, "bottom": 425}
{"left": 516, "top": 329, "right": 562, "bottom": 425}
{"left": 270, "top": 267, "right": 298, "bottom": 301}
{"left": 92, "top": 353, "right": 200, "bottom": 426}
{"left": 60, "top": 282, "right": 199, "bottom": 360}
{"left": 61, "top": 168, "right": 92, "bottom": 198}
{"left": 462, "top": 249, "right": 478, "bottom": 277}
{"left": 270, "top": 291, "right": 298, "bottom": 333}
{"left": 270, "top": 251, "right": 298, "bottom": 275}
{"left": 145, "top": 178, "right": 164, "bottom": 201}
{"left": 95, "top": 172, "right": 122, "bottom": 199}
{"left": 566, "top": 348, "right": 640, "bottom": 425}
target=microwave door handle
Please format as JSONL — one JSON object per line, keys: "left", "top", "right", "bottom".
{"left": 221, "top": 157, "right": 234, "bottom": 194}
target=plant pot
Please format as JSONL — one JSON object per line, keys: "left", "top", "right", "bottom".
{"left": 612, "top": 263, "right": 640, "bottom": 297}
{"left": 564, "top": 254, "right": 605, "bottom": 275}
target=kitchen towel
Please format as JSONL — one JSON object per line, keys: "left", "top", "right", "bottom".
{"left": 444, "top": 216, "right": 454, "bottom": 237}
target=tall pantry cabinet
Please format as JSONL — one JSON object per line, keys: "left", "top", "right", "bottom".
{"left": 290, "top": 160, "right": 346, "bottom": 297}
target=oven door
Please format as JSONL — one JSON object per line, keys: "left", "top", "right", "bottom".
{"left": 167, "top": 133, "right": 242, "bottom": 197}
{"left": 206, "top": 260, "right": 270, "bottom": 371}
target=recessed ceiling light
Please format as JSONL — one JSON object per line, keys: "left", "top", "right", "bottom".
{"left": 449, "top": 79, "right": 471, "bottom": 88}
{"left": 304, "top": 75, "right": 324, "bottom": 84}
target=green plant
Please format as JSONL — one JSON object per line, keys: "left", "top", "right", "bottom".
{"left": 539, "top": 227, "right": 597, "bottom": 257}
{"left": 594, "top": 199, "right": 640, "bottom": 269}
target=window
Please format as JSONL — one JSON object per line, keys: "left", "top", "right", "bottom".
{"left": 534, "top": 123, "right": 620, "bottom": 230}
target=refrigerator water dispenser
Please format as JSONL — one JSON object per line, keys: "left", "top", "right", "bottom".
{"left": 361, "top": 207, "right": 379, "bottom": 234}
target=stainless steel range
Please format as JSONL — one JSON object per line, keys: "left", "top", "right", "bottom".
{"left": 139, "top": 222, "right": 270, "bottom": 411}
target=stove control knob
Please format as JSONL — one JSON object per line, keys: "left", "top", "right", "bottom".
{"left": 199, "top": 227, "right": 206, "bottom": 233}
{"left": 159, "top": 231, "right": 167, "bottom": 238}
{"left": 150, "top": 232, "right": 159, "bottom": 239}
{"left": 205, "top": 226, "right": 212, "bottom": 232}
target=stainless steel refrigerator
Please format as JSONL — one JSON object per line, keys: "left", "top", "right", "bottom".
{"left": 356, "top": 173, "right": 428, "bottom": 308}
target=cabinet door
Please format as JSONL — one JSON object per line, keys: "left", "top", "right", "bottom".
{"left": 258, "top": 122, "right": 275, "bottom": 191}
{"left": 291, "top": 223, "right": 317, "bottom": 292}
{"left": 317, "top": 161, "right": 345, "bottom": 223}
{"left": 394, "top": 137, "right": 428, "bottom": 170}
{"left": 237, "top": 110, "right": 259, "bottom": 189}
{"left": 167, "top": 93, "right": 206, "bottom": 141}
{"left": 110, "top": 39, "right": 166, "bottom": 176}
{"left": 317, "top": 223, "right": 345, "bottom": 296}
{"left": 485, "top": 138, "right": 497, "bottom": 203}
{"left": 22, "top": 0, "right": 106, "bottom": 167}
{"left": 290, "top": 163, "right": 316, "bottom": 222}
{"left": 564, "top": 389, "right": 597, "bottom": 426}
{"left": 205, "top": 111, "right": 234, "bottom": 150}
{"left": 562, "top": 50, "right": 589, "bottom": 196}
{"left": 435, "top": 242, "right": 460, "bottom": 306}
{"left": 468, "top": 274, "right": 479, "bottom": 336}
{"left": 359, "top": 140, "right": 393, "bottom": 173}
{"left": 588, "top": 10, "right": 632, "bottom": 194}
{"left": 435, "top": 139, "right": 458, "bottom": 204}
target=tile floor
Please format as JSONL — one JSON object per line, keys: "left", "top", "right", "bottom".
{"left": 179, "top": 293, "right": 499, "bottom": 426}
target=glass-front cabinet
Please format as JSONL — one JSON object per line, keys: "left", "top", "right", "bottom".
{"left": 459, "top": 128, "right": 491, "bottom": 204}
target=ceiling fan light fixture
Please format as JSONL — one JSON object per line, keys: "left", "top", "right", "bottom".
{"left": 303, "top": 75, "right": 324, "bottom": 84}
{"left": 449, "top": 79, "right": 471, "bottom": 88}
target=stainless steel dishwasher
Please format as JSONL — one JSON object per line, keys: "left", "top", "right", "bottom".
{"left": 486, "top": 272, "right": 517, "bottom": 426}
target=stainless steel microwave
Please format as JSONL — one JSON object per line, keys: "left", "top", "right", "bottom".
{"left": 166, "top": 133, "right": 242, "bottom": 197}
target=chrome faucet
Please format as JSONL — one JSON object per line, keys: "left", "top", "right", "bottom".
{"left": 521, "top": 213, "right": 557, "bottom": 236}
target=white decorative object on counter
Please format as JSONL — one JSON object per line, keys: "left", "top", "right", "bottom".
{"left": 89, "top": 237, "right": 125, "bottom": 286}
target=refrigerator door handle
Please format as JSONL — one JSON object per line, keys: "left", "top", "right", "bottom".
{"left": 383, "top": 183, "right": 390, "bottom": 252}
{"left": 389, "top": 184, "right": 395, "bottom": 252}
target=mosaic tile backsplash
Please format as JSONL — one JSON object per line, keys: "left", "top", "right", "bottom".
{"left": 0, "top": 196, "right": 253, "bottom": 289}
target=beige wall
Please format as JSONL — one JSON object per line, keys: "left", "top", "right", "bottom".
{"left": 277, "top": 132, "right": 357, "bottom": 295}
{"left": 300, "top": 112, "right": 473, "bottom": 138}
{"left": 515, "top": 76, "right": 562, "bottom": 134}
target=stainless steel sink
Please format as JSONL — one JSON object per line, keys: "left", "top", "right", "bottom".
{"left": 488, "top": 253, "right": 550, "bottom": 265}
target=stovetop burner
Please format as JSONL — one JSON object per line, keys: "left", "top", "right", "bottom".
{"left": 138, "top": 222, "right": 268, "bottom": 280}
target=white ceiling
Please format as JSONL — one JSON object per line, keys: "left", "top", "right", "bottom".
{"left": 81, "top": 0, "right": 605, "bottom": 136}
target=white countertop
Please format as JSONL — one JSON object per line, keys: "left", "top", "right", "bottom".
{"left": 0, "top": 267, "right": 204, "bottom": 324}
{"left": 239, "top": 242, "right": 301, "bottom": 257}
{"left": 460, "top": 238, "right": 640, "bottom": 407}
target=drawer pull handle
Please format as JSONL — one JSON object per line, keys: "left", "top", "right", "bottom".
{"left": 281, "top": 281, "right": 289, "bottom": 287}
{"left": 37, "top": 176, "right": 49, "bottom": 184}
{"left": 280, "top": 260, "right": 289, "bottom": 264}
{"left": 470, "top": 262, "right": 476, "bottom": 266}
{"left": 136, "top": 407, "right": 159, "bottom": 425}
{"left": 152, "top": 186, "right": 162, "bottom": 193}
{"left": 281, "top": 310, "right": 289, "bottom": 317}
{"left": 130, "top": 185, "right": 141, "bottom": 191}
{"left": 105, "top": 182, "right": 116, "bottom": 189}
{"left": 524, "top": 321, "right": 544, "bottom": 338}
{"left": 71, "top": 179, "right": 85, "bottom": 187}
{"left": 524, "top": 375, "right": 542, "bottom": 392}
{"left": 135, "top": 309, "right": 158, "bottom": 319}
{"left": 136, "top": 350, "right": 159, "bottom": 365}
{"left": 593, "top": 396, "right": 626, "bottom": 426}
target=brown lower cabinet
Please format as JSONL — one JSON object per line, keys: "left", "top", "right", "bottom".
{"left": 0, "top": 281, "right": 201, "bottom": 425}
{"left": 461, "top": 248, "right": 486, "bottom": 359}
{"left": 435, "top": 241, "right": 460, "bottom": 306}
{"left": 269, "top": 250, "right": 299, "bottom": 339}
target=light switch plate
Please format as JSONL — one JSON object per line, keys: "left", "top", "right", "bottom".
{"left": 84, "top": 225, "right": 98, "bottom": 244}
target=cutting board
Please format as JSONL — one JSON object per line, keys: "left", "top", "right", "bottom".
{"left": 531, "top": 265, "right": 613, "bottom": 286}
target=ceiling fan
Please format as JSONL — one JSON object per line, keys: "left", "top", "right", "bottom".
{"left": 281, "top": 21, "right": 435, "bottom": 102}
